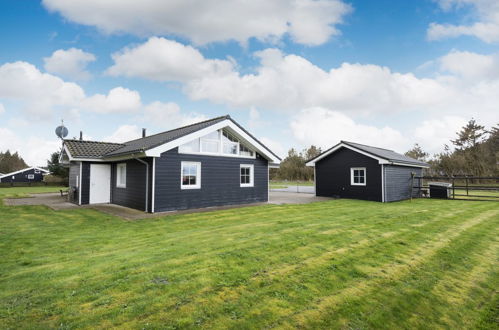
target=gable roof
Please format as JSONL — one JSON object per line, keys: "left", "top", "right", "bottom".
{"left": 0, "top": 167, "right": 49, "bottom": 179}
{"left": 306, "top": 140, "right": 429, "bottom": 168}
{"left": 63, "top": 115, "right": 281, "bottom": 163}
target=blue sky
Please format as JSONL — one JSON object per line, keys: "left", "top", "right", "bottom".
{"left": 1, "top": 0, "right": 498, "bottom": 165}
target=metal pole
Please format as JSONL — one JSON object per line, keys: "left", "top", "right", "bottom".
{"left": 452, "top": 177, "right": 455, "bottom": 199}
{"left": 466, "top": 176, "right": 469, "bottom": 196}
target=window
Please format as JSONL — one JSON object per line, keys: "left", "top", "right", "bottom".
{"left": 181, "top": 161, "right": 201, "bottom": 189}
{"left": 27, "top": 174, "right": 34, "bottom": 180}
{"left": 34, "top": 170, "right": 40, "bottom": 174}
{"left": 116, "top": 163, "right": 126, "bottom": 188}
{"left": 222, "top": 131, "right": 239, "bottom": 155}
{"left": 200, "top": 131, "right": 220, "bottom": 153}
{"left": 239, "top": 144, "right": 254, "bottom": 157}
{"left": 179, "top": 139, "right": 200, "bottom": 153}
{"left": 240, "top": 164, "right": 254, "bottom": 187}
{"left": 351, "top": 167, "right": 366, "bottom": 186}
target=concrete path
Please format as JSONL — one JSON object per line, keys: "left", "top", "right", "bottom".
{"left": 4, "top": 191, "right": 332, "bottom": 220}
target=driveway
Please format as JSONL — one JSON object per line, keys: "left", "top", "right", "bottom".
{"left": 271, "top": 186, "right": 315, "bottom": 194}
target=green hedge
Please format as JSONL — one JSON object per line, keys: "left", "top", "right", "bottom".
{"left": 0, "top": 182, "right": 67, "bottom": 188}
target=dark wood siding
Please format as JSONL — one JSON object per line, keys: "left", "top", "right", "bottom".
{"left": 315, "top": 147, "right": 382, "bottom": 202}
{"left": 154, "top": 148, "right": 268, "bottom": 212}
{"left": 111, "top": 158, "right": 152, "bottom": 211}
{"left": 68, "top": 162, "right": 80, "bottom": 204}
{"left": 0, "top": 168, "right": 45, "bottom": 183}
{"left": 384, "top": 165, "right": 422, "bottom": 202}
{"left": 80, "top": 162, "right": 90, "bottom": 205}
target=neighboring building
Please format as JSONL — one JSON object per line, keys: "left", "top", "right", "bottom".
{"left": 60, "top": 115, "right": 281, "bottom": 212}
{"left": 306, "top": 141, "right": 429, "bottom": 202}
{"left": 0, "top": 167, "right": 49, "bottom": 183}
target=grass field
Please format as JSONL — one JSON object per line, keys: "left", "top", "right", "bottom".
{"left": 0, "top": 186, "right": 65, "bottom": 198}
{"left": 270, "top": 180, "right": 314, "bottom": 189}
{"left": 0, "top": 188, "right": 498, "bottom": 329}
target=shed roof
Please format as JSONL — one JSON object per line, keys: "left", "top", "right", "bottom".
{"left": 306, "top": 141, "right": 429, "bottom": 168}
{"left": 0, "top": 167, "right": 49, "bottom": 179}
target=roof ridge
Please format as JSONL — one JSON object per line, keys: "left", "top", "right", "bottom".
{"left": 342, "top": 140, "right": 394, "bottom": 152}
{"left": 64, "top": 139, "right": 125, "bottom": 146}
{"left": 122, "top": 115, "right": 230, "bottom": 144}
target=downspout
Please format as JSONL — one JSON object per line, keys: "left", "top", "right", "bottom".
{"left": 135, "top": 158, "right": 149, "bottom": 213}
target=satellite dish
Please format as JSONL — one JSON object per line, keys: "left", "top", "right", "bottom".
{"left": 55, "top": 125, "right": 68, "bottom": 139}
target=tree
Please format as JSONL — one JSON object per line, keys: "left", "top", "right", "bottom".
{"left": 273, "top": 146, "right": 322, "bottom": 181}
{"left": 405, "top": 143, "right": 429, "bottom": 161}
{"left": 0, "top": 150, "right": 28, "bottom": 173}
{"left": 451, "top": 118, "right": 486, "bottom": 150}
{"left": 47, "top": 151, "right": 69, "bottom": 179}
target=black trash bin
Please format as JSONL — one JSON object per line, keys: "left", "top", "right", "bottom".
{"left": 429, "top": 182, "right": 452, "bottom": 199}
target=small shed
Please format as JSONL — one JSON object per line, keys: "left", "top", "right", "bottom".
{"left": 306, "top": 141, "right": 429, "bottom": 202}
{"left": 0, "top": 167, "right": 49, "bottom": 183}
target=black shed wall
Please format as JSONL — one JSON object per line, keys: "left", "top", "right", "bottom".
{"left": 154, "top": 148, "right": 268, "bottom": 212}
{"left": 315, "top": 147, "right": 382, "bottom": 202}
{"left": 80, "top": 162, "right": 90, "bottom": 205}
{"left": 68, "top": 162, "right": 80, "bottom": 204}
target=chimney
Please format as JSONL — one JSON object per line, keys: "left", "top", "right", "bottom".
{"left": 142, "top": 128, "right": 146, "bottom": 138}
{"left": 79, "top": 131, "right": 83, "bottom": 141}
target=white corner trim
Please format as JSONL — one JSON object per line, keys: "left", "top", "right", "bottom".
{"left": 381, "top": 164, "right": 385, "bottom": 202}
{"left": 145, "top": 119, "right": 281, "bottom": 164}
{"left": 79, "top": 162, "right": 82, "bottom": 205}
{"left": 151, "top": 158, "right": 156, "bottom": 213}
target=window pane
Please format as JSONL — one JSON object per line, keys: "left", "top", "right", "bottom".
{"left": 201, "top": 140, "right": 219, "bottom": 153}
{"left": 179, "top": 139, "right": 200, "bottom": 153}
{"left": 202, "top": 131, "right": 219, "bottom": 140}
{"left": 354, "top": 176, "right": 359, "bottom": 183}
{"left": 240, "top": 144, "right": 253, "bottom": 157}
{"left": 182, "top": 176, "right": 189, "bottom": 185}
{"left": 223, "top": 142, "right": 238, "bottom": 154}
{"left": 359, "top": 177, "right": 364, "bottom": 183}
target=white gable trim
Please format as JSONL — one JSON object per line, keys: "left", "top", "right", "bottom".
{"left": 306, "top": 143, "right": 389, "bottom": 166}
{"left": 145, "top": 119, "right": 281, "bottom": 164}
{"left": 0, "top": 167, "right": 49, "bottom": 179}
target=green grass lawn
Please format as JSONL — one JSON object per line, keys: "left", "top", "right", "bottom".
{"left": 0, "top": 188, "right": 498, "bottom": 329}
{"left": 270, "top": 180, "right": 314, "bottom": 188}
{"left": 0, "top": 186, "right": 65, "bottom": 198}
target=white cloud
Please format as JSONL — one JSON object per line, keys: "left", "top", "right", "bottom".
{"left": 42, "top": 0, "right": 351, "bottom": 46}
{"left": 0, "top": 103, "right": 4, "bottom": 115}
{"left": 103, "top": 125, "right": 142, "bottom": 143}
{"left": 0, "top": 61, "right": 144, "bottom": 117}
{"left": 439, "top": 50, "right": 499, "bottom": 80}
{"left": 413, "top": 116, "right": 468, "bottom": 153}
{"left": 428, "top": 0, "right": 499, "bottom": 43}
{"left": 107, "top": 37, "right": 234, "bottom": 82}
{"left": 291, "top": 108, "right": 409, "bottom": 152}
{"left": 0, "top": 127, "right": 60, "bottom": 166}
{"left": 260, "top": 136, "right": 286, "bottom": 159}
{"left": 82, "top": 87, "right": 142, "bottom": 114}
{"left": 44, "top": 48, "right": 96, "bottom": 80}
{"left": 143, "top": 101, "right": 207, "bottom": 127}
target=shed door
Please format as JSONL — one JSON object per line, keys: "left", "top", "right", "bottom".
{"left": 89, "top": 164, "right": 111, "bottom": 204}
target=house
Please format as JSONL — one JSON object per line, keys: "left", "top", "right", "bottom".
{"left": 0, "top": 167, "right": 49, "bottom": 183}
{"left": 60, "top": 115, "right": 281, "bottom": 212}
{"left": 306, "top": 141, "right": 429, "bottom": 202}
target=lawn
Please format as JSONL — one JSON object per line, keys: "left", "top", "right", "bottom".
{"left": 0, "top": 188, "right": 498, "bottom": 329}
{"left": 0, "top": 186, "right": 65, "bottom": 198}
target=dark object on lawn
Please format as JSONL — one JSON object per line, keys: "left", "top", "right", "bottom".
{"left": 429, "top": 182, "right": 452, "bottom": 199}
{"left": 151, "top": 277, "right": 169, "bottom": 285}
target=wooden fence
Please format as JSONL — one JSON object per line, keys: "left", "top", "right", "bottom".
{"left": 413, "top": 176, "right": 499, "bottom": 202}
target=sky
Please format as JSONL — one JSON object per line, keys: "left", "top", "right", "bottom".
{"left": 0, "top": 0, "right": 498, "bottom": 166}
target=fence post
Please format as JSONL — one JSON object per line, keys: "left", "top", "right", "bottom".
{"left": 452, "top": 177, "right": 455, "bottom": 199}
{"left": 465, "top": 176, "right": 469, "bottom": 196}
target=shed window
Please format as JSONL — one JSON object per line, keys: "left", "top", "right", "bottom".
{"left": 351, "top": 167, "right": 366, "bottom": 186}
{"left": 27, "top": 174, "right": 35, "bottom": 180}
{"left": 116, "top": 163, "right": 126, "bottom": 188}
{"left": 181, "top": 161, "right": 201, "bottom": 189}
{"left": 34, "top": 170, "right": 40, "bottom": 174}
{"left": 240, "top": 164, "right": 254, "bottom": 187}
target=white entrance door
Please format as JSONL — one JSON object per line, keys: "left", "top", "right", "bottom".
{"left": 89, "top": 164, "right": 111, "bottom": 204}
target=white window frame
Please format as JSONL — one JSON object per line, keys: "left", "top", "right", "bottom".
{"left": 27, "top": 174, "right": 35, "bottom": 180}
{"left": 34, "top": 170, "right": 40, "bottom": 174}
{"left": 240, "top": 164, "right": 254, "bottom": 187}
{"left": 350, "top": 167, "right": 366, "bottom": 186}
{"left": 116, "top": 163, "right": 127, "bottom": 188}
{"left": 181, "top": 161, "right": 201, "bottom": 190}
